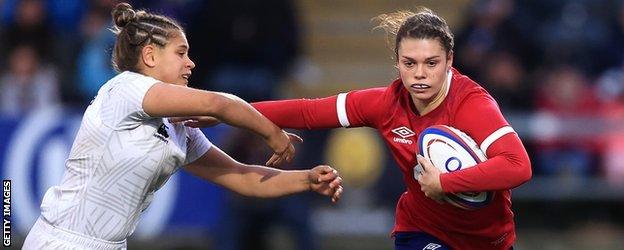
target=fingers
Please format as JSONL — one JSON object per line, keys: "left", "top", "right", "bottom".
{"left": 168, "top": 117, "right": 195, "bottom": 124}
{"left": 331, "top": 185, "right": 343, "bottom": 203}
{"left": 284, "top": 144, "right": 295, "bottom": 163}
{"left": 309, "top": 165, "right": 343, "bottom": 203}
{"left": 317, "top": 168, "right": 339, "bottom": 183}
{"left": 329, "top": 176, "right": 342, "bottom": 189}
{"left": 197, "top": 116, "right": 221, "bottom": 127}
{"left": 265, "top": 144, "right": 295, "bottom": 167}
{"left": 325, "top": 170, "right": 343, "bottom": 203}
{"left": 287, "top": 132, "right": 304, "bottom": 143}
{"left": 417, "top": 171, "right": 442, "bottom": 201}
{"left": 169, "top": 116, "right": 221, "bottom": 128}
{"left": 183, "top": 121, "right": 202, "bottom": 128}
{"left": 315, "top": 165, "right": 334, "bottom": 174}
{"left": 265, "top": 153, "right": 281, "bottom": 167}
{"left": 416, "top": 155, "right": 430, "bottom": 172}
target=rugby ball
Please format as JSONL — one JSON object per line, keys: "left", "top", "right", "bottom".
{"left": 416, "top": 125, "right": 494, "bottom": 210}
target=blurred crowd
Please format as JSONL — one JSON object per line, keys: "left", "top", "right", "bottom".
{"left": 3, "top": 0, "right": 622, "bottom": 183}
{"left": 453, "top": 0, "right": 624, "bottom": 186}
{"left": 2, "top": 0, "right": 624, "bottom": 182}
{"left": 2, "top": 0, "right": 624, "bottom": 183}
{"left": 2, "top": 0, "right": 624, "bottom": 248}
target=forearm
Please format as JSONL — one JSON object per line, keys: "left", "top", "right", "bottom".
{"left": 440, "top": 135, "right": 532, "bottom": 192}
{"left": 232, "top": 165, "right": 312, "bottom": 198}
{"left": 210, "top": 93, "right": 282, "bottom": 139}
{"left": 193, "top": 163, "right": 312, "bottom": 198}
{"left": 142, "top": 84, "right": 282, "bottom": 139}
{"left": 440, "top": 156, "right": 530, "bottom": 192}
{"left": 252, "top": 97, "right": 342, "bottom": 129}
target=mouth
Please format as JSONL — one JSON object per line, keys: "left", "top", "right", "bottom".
{"left": 182, "top": 73, "right": 191, "bottom": 81}
{"left": 410, "top": 83, "right": 431, "bottom": 90}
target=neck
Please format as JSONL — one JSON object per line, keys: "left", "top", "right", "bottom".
{"left": 412, "top": 70, "right": 450, "bottom": 115}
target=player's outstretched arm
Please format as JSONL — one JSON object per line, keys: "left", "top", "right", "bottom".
{"left": 143, "top": 83, "right": 294, "bottom": 166}
{"left": 184, "top": 146, "right": 343, "bottom": 202}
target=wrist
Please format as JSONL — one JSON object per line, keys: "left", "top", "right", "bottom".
{"left": 263, "top": 124, "right": 282, "bottom": 140}
{"left": 306, "top": 170, "right": 314, "bottom": 191}
{"left": 438, "top": 172, "right": 448, "bottom": 192}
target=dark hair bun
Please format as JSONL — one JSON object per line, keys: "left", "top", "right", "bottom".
{"left": 112, "top": 2, "right": 136, "bottom": 28}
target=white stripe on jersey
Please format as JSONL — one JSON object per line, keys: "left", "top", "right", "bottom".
{"left": 336, "top": 93, "right": 350, "bottom": 127}
{"left": 480, "top": 126, "right": 515, "bottom": 156}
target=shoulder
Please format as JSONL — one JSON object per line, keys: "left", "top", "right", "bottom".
{"left": 111, "top": 71, "right": 160, "bottom": 87}
{"left": 106, "top": 71, "right": 160, "bottom": 99}
{"left": 349, "top": 79, "right": 410, "bottom": 112}
{"left": 449, "top": 68, "right": 495, "bottom": 107}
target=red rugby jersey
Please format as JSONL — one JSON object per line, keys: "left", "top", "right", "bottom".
{"left": 253, "top": 68, "right": 531, "bottom": 249}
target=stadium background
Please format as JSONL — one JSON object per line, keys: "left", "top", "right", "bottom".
{"left": 1, "top": 0, "right": 624, "bottom": 249}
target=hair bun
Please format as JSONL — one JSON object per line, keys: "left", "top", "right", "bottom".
{"left": 112, "top": 2, "right": 136, "bottom": 28}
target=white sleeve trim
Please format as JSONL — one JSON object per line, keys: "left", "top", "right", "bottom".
{"left": 336, "top": 93, "right": 350, "bottom": 127}
{"left": 480, "top": 126, "right": 515, "bottom": 156}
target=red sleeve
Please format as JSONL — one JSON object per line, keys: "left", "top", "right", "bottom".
{"left": 440, "top": 93, "right": 532, "bottom": 192}
{"left": 252, "top": 97, "right": 340, "bottom": 129}
{"left": 251, "top": 87, "right": 387, "bottom": 129}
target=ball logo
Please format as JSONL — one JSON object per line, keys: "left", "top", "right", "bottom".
{"left": 2, "top": 107, "right": 177, "bottom": 237}
{"left": 444, "top": 156, "right": 462, "bottom": 172}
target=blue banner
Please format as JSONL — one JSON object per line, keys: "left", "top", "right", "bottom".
{"left": 0, "top": 106, "right": 227, "bottom": 238}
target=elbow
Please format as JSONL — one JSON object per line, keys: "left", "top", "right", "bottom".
{"left": 513, "top": 157, "right": 532, "bottom": 186}
{"left": 520, "top": 161, "right": 532, "bottom": 183}
{"left": 201, "top": 92, "right": 233, "bottom": 116}
{"left": 508, "top": 148, "right": 532, "bottom": 186}
{"left": 521, "top": 153, "right": 533, "bottom": 183}
{"left": 499, "top": 153, "right": 532, "bottom": 188}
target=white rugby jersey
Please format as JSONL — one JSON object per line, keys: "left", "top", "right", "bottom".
{"left": 39, "top": 71, "right": 211, "bottom": 241}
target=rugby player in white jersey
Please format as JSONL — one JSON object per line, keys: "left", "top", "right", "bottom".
{"left": 22, "top": 3, "right": 343, "bottom": 249}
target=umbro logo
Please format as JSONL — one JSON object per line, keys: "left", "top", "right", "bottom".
{"left": 392, "top": 126, "right": 415, "bottom": 145}
{"left": 392, "top": 126, "right": 415, "bottom": 138}
{"left": 423, "top": 243, "right": 442, "bottom": 250}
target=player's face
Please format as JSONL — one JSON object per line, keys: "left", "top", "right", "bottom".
{"left": 152, "top": 31, "right": 195, "bottom": 86}
{"left": 397, "top": 38, "right": 452, "bottom": 105}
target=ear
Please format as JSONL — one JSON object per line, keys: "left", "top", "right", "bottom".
{"left": 141, "top": 45, "right": 158, "bottom": 68}
{"left": 446, "top": 51, "right": 454, "bottom": 71}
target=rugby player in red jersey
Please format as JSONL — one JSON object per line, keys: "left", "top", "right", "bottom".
{"left": 175, "top": 7, "right": 531, "bottom": 250}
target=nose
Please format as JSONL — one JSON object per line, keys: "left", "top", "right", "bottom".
{"left": 414, "top": 65, "right": 426, "bottom": 80}
{"left": 187, "top": 58, "right": 196, "bottom": 69}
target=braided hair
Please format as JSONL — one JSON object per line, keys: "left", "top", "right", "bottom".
{"left": 110, "top": 2, "right": 184, "bottom": 72}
